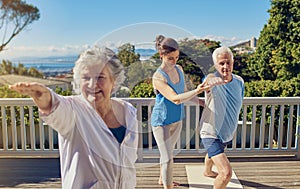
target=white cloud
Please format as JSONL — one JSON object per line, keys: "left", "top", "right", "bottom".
{"left": 0, "top": 35, "right": 248, "bottom": 60}
{"left": 200, "top": 35, "right": 248, "bottom": 47}
{"left": 0, "top": 44, "right": 89, "bottom": 60}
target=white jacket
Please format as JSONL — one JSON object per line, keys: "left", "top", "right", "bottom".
{"left": 41, "top": 92, "right": 138, "bottom": 189}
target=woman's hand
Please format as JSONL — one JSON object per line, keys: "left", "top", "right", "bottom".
{"left": 196, "top": 83, "right": 211, "bottom": 94}
{"left": 9, "top": 82, "right": 52, "bottom": 114}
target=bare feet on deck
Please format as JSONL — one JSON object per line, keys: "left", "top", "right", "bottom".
{"left": 158, "top": 177, "right": 180, "bottom": 187}
{"left": 203, "top": 171, "right": 218, "bottom": 178}
{"left": 172, "top": 181, "right": 180, "bottom": 186}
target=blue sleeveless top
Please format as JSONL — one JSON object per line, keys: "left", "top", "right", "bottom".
{"left": 109, "top": 125, "right": 126, "bottom": 143}
{"left": 151, "top": 66, "right": 185, "bottom": 126}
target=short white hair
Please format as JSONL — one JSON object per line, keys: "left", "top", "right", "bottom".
{"left": 212, "top": 46, "right": 234, "bottom": 64}
{"left": 73, "top": 46, "right": 125, "bottom": 94}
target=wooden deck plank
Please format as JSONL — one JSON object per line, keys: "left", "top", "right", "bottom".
{"left": 231, "top": 160, "right": 300, "bottom": 189}
{"left": 0, "top": 158, "right": 61, "bottom": 189}
{"left": 0, "top": 158, "right": 299, "bottom": 188}
{"left": 136, "top": 163, "right": 189, "bottom": 189}
{"left": 185, "top": 164, "right": 243, "bottom": 189}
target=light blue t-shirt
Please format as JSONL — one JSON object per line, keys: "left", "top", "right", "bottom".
{"left": 200, "top": 72, "right": 244, "bottom": 142}
{"left": 151, "top": 66, "right": 185, "bottom": 126}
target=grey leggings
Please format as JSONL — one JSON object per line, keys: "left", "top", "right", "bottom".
{"left": 152, "top": 121, "right": 182, "bottom": 186}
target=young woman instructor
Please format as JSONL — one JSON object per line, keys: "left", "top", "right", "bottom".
{"left": 151, "top": 35, "right": 210, "bottom": 189}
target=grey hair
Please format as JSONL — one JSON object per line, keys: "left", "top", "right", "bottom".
{"left": 212, "top": 46, "right": 234, "bottom": 64}
{"left": 73, "top": 46, "right": 125, "bottom": 94}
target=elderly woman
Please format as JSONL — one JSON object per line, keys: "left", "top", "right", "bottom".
{"left": 9, "top": 46, "right": 138, "bottom": 189}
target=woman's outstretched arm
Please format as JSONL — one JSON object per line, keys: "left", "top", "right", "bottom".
{"left": 9, "top": 82, "right": 52, "bottom": 114}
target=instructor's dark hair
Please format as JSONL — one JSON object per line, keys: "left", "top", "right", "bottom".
{"left": 155, "top": 35, "right": 179, "bottom": 56}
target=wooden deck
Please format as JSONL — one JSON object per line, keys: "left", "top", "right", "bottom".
{"left": 0, "top": 157, "right": 299, "bottom": 189}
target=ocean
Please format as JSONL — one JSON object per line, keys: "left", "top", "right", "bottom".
{"left": 12, "top": 56, "right": 77, "bottom": 76}
{"left": 11, "top": 49, "right": 156, "bottom": 76}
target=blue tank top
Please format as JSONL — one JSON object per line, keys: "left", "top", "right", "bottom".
{"left": 151, "top": 66, "right": 185, "bottom": 126}
{"left": 109, "top": 125, "right": 126, "bottom": 143}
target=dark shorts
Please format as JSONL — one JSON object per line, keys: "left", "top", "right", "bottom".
{"left": 202, "top": 138, "right": 232, "bottom": 158}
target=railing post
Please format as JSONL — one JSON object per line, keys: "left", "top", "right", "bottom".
{"left": 296, "top": 105, "right": 300, "bottom": 159}
{"left": 1, "top": 97, "right": 300, "bottom": 158}
{"left": 136, "top": 103, "right": 143, "bottom": 161}
{"left": 1, "top": 106, "right": 8, "bottom": 151}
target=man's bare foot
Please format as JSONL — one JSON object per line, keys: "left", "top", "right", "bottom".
{"left": 158, "top": 179, "right": 180, "bottom": 186}
{"left": 203, "top": 171, "right": 218, "bottom": 178}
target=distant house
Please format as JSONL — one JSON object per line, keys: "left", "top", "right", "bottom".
{"left": 231, "top": 37, "right": 257, "bottom": 54}
{"left": 0, "top": 74, "right": 72, "bottom": 91}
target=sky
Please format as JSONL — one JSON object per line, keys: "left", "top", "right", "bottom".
{"left": 0, "top": 0, "right": 271, "bottom": 59}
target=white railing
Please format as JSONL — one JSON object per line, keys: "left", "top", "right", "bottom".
{"left": 0, "top": 97, "right": 299, "bottom": 160}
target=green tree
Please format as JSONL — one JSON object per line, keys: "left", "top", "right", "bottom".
{"left": 0, "top": 85, "right": 27, "bottom": 98}
{"left": 232, "top": 51, "right": 256, "bottom": 82}
{"left": 0, "top": 85, "right": 72, "bottom": 98}
{"left": 116, "top": 43, "right": 156, "bottom": 96}
{"left": 177, "top": 38, "right": 221, "bottom": 86}
{"left": 28, "top": 67, "right": 43, "bottom": 77}
{"left": 248, "top": 0, "right": 300, "bottom": 81}
{"left": 0, "top": 60, "right": 43, "bottom": 77}
{"left": 0, "top": 59, "right": 13, "bottom": 74}
{"left": 117, "top": 43, "right": 140, "bottom": 67}
{"left": 125, "top": 59, "right": 159, "bottom": 90}
{"left": 0, "top": 0, "right": 40, "bottom": 52}
{"left": 55, "top": 86, "right": 72, "bottom": 96}
{"left": 130, "top": 79, "right": 155, "bottom": 98}
{"left": 179, "top": 38, "right": 220, "bottom": 76}
{"left": 14, "top": 63, "right": 27, "bottom": 75}
{"left": 244, "top": 76, "right": 300, "bottom": 97}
